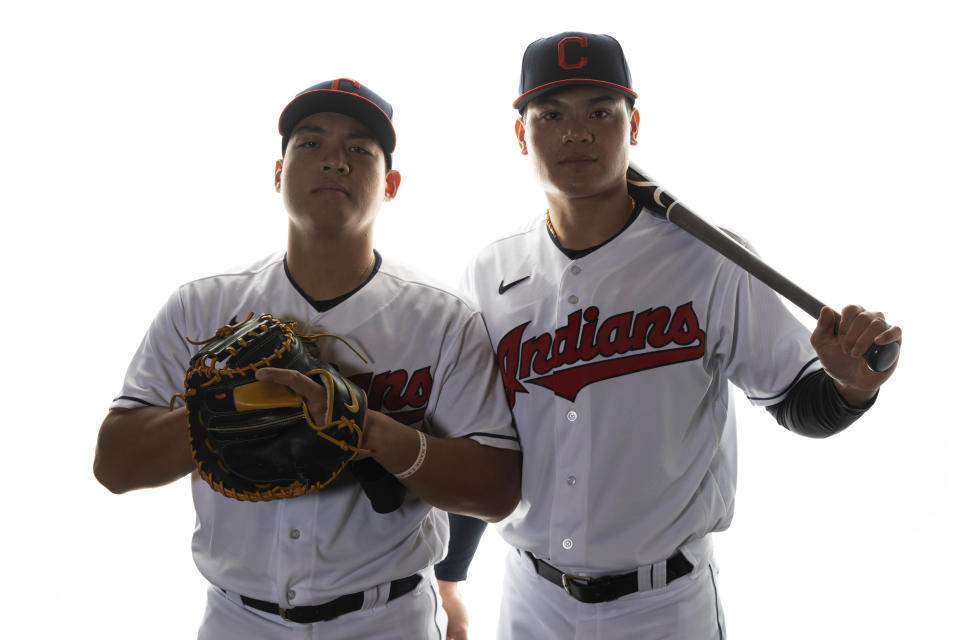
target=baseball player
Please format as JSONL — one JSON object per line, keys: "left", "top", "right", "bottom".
{"left": 444, "top": 32, "right": 902, "bottom": 639}
{"left": 93, "top": 78, "right": 521, "bottom": 640}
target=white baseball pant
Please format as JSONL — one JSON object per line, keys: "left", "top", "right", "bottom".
{"left": 498, "top": 541, "right": 725, "bottom": 639}
{"left": 197, "top": 574, "right": 446, "bottom": 640}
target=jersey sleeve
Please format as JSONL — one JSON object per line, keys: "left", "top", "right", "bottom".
{"left": 425, "top": 309, "right": 520, "bottom": 450}
{"left": 110, "top": 288, "right": 193, "bottom": 410}
{"left": 711, "top": 259, "right": 822, "bottom": 407}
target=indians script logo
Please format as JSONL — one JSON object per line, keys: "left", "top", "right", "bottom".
{"left": 349, "top": 367, "right": 432, "bottom": 425}
{"left": 497, "top": 303, "right": 705, "bottom": 407}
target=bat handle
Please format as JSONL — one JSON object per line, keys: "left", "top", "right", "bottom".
{"left": 864, "top": 341, "right": 899, "bottom": 373}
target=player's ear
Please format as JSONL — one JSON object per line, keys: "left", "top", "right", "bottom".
{"left": 515, "top": 118, "right": 528, "bottom": 155}
{"left": 384, "top": 170, "right": 401, "bottom": 201}
{"left": 629, "top": 108, "right": 640, "bottom": 146}
{"left": 274, "top": 160, "right": 283, "bottom": 192}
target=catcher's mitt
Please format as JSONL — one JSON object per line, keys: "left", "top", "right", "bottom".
{"left": 177, "top": 313, "right": 368, "bottom": 502}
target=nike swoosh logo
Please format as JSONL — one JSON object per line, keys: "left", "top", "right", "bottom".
{"left": 344, "top": 383, "right": 360, "bottom": 413}
{"left": 499, "top": 276, "right": 530, "bottom": 295}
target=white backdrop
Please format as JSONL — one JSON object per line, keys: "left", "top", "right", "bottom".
{"left": 2, "top": 1, "right": 957, "bottom": 638}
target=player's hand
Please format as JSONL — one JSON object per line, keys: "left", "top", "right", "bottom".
{"left": 810, "top": 305, "right": 901, "bottom": 406}
{"left": 437, "top": 579, "right": 470, "bottom": 640}
{"left": 255, "top": 366, "right": 330, "bottom": 423}
{"left": 255, "top": 367, "right": 373, "bottom": 459}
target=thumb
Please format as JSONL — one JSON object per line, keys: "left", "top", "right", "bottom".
{"left": 811, "top": 307, "right": 837, "bottom": 350}
{"left": 817, "top": 306, "right": 836, "bottom": 332}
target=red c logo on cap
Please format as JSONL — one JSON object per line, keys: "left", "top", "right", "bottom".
{"left": 331, "top": 78, "right": 361, "bottom": 93}
{"left": 557, "top": 37, "right": 588, "bottom": 70}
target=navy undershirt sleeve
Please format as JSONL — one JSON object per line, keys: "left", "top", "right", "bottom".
{"left": 434, "top": 514, "right": 488, "bottom": 581}
{"left": 766, "top": 369, "right": 877, "bottom": 438}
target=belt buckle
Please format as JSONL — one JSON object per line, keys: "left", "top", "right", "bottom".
{"left": 560, "top": 572, "right": 592, "bottom": 595}
{"left": 278, "top": 607, "right": 289, "bottom": 621}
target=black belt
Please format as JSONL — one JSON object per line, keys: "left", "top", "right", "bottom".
{"left": 239, "top": 574, "right": 421, "bottom": 624}
{"left": 525, "top": 551, "right": 693, "bottom": 604}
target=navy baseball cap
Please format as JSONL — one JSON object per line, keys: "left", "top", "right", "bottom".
{"left": 278, "top": 78, "right": 396, "bottom": 168}
{"left": 514, "top": 32, "right": 637, "bottom": 112}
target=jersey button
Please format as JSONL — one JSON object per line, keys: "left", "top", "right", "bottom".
{"left": 568, "top": 295, "right": 579, "bottom": 304}
{"left": 567, "top": 475, "right": 577, "bottom": 486}
{"left": 290, "top": 529, "right": 301, "bottom": 539}
{"left": 570, "top": 266, "right": 582, "bottom": 275}
{"left": 287, "top": 589, "right": 296, "bottom": 601}
{"left": 566, "top": 410, "right": 578, "bottom": 422}
{"left": 562, "top": 538, "right": 574, "bottom": 550}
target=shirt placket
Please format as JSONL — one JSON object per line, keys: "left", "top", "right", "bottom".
{"left": 275, "top": 499, "right": 312, "bottom": 608}
{"left": 548, "top": 261, "right": 591, "bottom": 567}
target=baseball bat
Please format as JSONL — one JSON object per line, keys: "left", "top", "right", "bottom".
{"left": 627, "top": 163, "right": 899, "bottom": 373}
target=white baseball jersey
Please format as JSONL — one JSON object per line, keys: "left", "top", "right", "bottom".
{"left": 112, "top": 250, "right": 519, "bottom": 607}
{"left": 462, "top": 197, "right": 819, "bottom": 575}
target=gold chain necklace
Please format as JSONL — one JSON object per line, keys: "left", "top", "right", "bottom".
{"left": 545, "top": 196, "right": 636, "bottom": 241}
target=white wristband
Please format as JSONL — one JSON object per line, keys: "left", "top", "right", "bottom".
{"left": 395, "top": 430, "right": 427, "bottom": 480}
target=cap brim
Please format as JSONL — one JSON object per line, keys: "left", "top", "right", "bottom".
{"left": 279, "top": 90, "right": 396, "bottom": 154}
{"left": 513, "top": 79, "right": 638, "bottom": 111}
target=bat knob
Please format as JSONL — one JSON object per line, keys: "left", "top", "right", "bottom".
{"left": 864, "top": 341, "right": 899, "bottom": 373}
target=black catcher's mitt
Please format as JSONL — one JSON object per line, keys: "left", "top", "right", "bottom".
{"left": 178, "top": 313, "right": 368, "bottom": 502}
